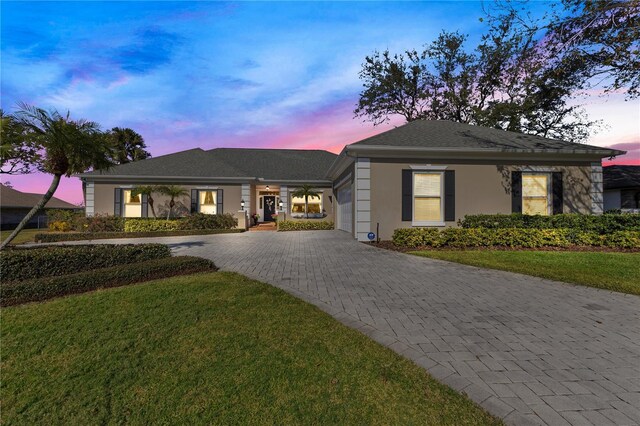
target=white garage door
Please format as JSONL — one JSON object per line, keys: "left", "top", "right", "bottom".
{"left": 337, "top": 184, "right": 352, "bottom": 234}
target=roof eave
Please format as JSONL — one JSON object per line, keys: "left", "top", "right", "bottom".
{"left": 345, "top": 144, "right": 626, "bottom": 161}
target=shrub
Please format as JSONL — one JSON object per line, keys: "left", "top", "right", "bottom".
{"left": 459, "top": 213, "right": 640, "bottom": 234}
{"left": 278, "top": 221, "right": 334, "bottom": 231}
{"left": 1, "top": 244, "right": 171, "bottom": 282}
{"left": 392, "top": 227, "right": 640, "bottom": 249}
{"left": 179, "top": 213, "right": 238, "bottom": 230}
{"left": 76, "top": 214, "right": 125, "bottom": 232}
{"left": 34, "top": 229, "right": 243, "bottom": 243}
{"left": 1, "top": 256, "right": 216, "bottom": 306}
{"left": 124, "top": 219, "right": 182, "bottom": 232}
{"left": 47, "top": 209, "right": 82, "bottom": 231}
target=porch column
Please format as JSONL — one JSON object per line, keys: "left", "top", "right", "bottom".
{"left": 241, "top": 183, "right": 251, "bottom": 215}
{"left": 590, "top": 162, "right": 603, "bottom": 214}
{"left": 85, "top": 181, "right": 95, "bottom": 216}
{"left": 355, "top": 157, "right": 371, "bottom": 241}
{"left": 279, "top": 186, "right": 288, "bottom": 218}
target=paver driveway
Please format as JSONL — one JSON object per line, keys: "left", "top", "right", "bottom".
{"left": 103, "top": 230, "right": 640, "bottom": 425}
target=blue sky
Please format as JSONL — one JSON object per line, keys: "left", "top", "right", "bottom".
{"left": 2, "top": 1, "right": 638, "bottom": 203}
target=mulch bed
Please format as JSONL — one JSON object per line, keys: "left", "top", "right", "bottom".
{"left": 368, "top": 241, "right": 640, "bottom": 253}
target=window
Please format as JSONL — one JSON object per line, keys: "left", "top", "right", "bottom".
{"left": 522, "top": 174, "right": 550, "bottom": 215}
{"left": 198, "top": 190, "right": 217, "bottom": 214}
{"left": 123, "top": 190, "right": 142, "bottom": 217}
{"left": 413, "top": 172, "right": 443, "bottom": 224}
{"left": 291, "top": 194, "right": 322, "bottom": 218}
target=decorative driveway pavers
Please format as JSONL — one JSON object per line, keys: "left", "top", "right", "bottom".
{"left": 95, "top": 231, "right": 640, "bottom": 425}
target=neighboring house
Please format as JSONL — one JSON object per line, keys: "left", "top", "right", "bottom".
{"left": 603, "top": 165, "right": 640, "bottom": 212}
{"left": 80, "top": 148, "right": 337, "bottom": 228}
{"left": 0, "top": 184, "right": 82, "bottom": 230}
{"left": 80, "top": 120, "right": 625, "bottom": 240}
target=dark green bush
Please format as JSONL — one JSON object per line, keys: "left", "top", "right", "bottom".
{"left": 459, "top": 213, "right": 640, "bottom": 234}
{"left": 75, "top": 214, "right": 125, "bottom": 232}
{"left": 34, "top": 229, "right": 244, "bottom": 243}
{"left": 1, "top": 244, "right": 171, "bottom": 282}
{"left": 278, "top": 220, "right": 334, "bottom": 231}
{"left": 179, "top": 213, "right": 238, "bottom": 230}
{"left": 392, "top": 227, "right": 640, "bottom": 249}
{"left": 1, "top": 256, "right": 216, "bottom": 306}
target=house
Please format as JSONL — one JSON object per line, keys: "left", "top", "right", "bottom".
{"left": 603, "top": 165, "right": 640, "bottom": 212}
{"left": 80, "top": 148, "right": 337, "bottom": 229}
{"left": 0, "top": 184, "right": 81, "bottom": 230}
{"left": 80, "top": 120, "right": 625, "bottom": 240}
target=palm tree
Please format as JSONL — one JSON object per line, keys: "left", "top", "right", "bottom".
{"left": 1, "top": 103, "right": 114, "bottom": 248}
{"left": 132, "top": 185, "right": 158, "bottom": 218}
{"left": 291, "top": 184, "right": 321, "bottom": 219}
{"left": 157, "top": 185, "right": 189, "bottom": 219}
{"left": 107, "top": 127, "right": 151, "bottom": 164}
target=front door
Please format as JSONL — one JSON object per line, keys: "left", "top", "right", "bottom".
{"left": 263, "top": 196, "right": 276, "bottom": 221}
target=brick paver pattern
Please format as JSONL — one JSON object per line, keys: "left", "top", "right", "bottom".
{"left": 104, "top": 231, "right": 640, "bottom": 425}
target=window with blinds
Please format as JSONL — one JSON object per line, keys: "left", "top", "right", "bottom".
{"left": 123, "top": 190, "right": 142, "bottom": 218}
{"left": 522, "top": 174, "right": 550, "bottom": 215}
{"left": 199, "top": 190, "right": 217, "bottom": 214}
{"left": 413, "top": 172, "right": 443, "bottom": 223}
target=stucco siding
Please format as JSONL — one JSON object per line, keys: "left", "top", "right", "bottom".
{"left": 92, "top": 182, "right": 243, "bottom": 223}
{"left": 369, "top": 161, "right": 594, "bottom": 240}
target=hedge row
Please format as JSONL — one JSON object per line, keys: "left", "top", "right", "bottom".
{"left": 35, "top": 229, "right": 243, "bottom": 243}
{"left": 392, "top": 228, "right": 640, "bottom": 249}
{"left": 1, "top": 244, "right": 171, "bottom": 282}
{"left": 459, "top": 213, "right": 640, "bottom": 234}
{"left": 278, "top": 220, "right": 334, "bottom": 231}
{"left": 1, "top": 256, "right": 217, "bottom": 307}
{"left": 124, "top": 214, "right": 238, "bottom": 232}
{"left": 124, "top": 219, "right": 181, "bottom": 232}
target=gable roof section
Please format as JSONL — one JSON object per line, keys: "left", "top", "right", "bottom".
{"left": 603, "top": 165, "right": 640, "bottom": 190}
{"left": 0, "top": 185, "right": 79, "bottom": 209}
{"left": 81, "top": 148, "right": 337, "bottom": 182}
{"left": 208, "top": 148, "right": 337, "bottom": 181}
{"left": 349, "top": 120, "right": 624, "bottom": 155}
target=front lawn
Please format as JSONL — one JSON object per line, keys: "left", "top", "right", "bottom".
{"left": 410, "top": 250, "right": 640, "bottom": 295}
{"left": 0, "top": 228, "right": 41, "bottom": 245}
{"left": 2, "top": 272, "right": 500, "bottom": 425}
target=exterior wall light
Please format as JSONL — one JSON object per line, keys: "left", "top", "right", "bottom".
{"left": 240, "top": 199, "right": 245, "bottom": 210}
{"left": 278, "top": 200, "right": 283, "bottom": 210}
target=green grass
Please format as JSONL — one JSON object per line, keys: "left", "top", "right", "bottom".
{"left": 410, "top": 250, "right": 640, "bottom": 295}
{"left": 0, "top": 228, "right": 41, "bottom": 245}
{"left": 2, "top": 272, "right": 500, "bottom": 425}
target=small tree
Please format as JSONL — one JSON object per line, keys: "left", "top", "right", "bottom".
{"left": 132, "top": 185, "right": 158, "bottom": 218}
{"left": 156, "top": 185, "right": 189, "bottom": 219}
{"left": 291, "top": 185, "right": 321, "bottom": 219}
{"left": 1, "top": 103, "right": 114, "bottom": 248}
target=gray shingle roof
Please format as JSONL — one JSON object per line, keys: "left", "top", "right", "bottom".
{"left": 0, "top": 185, "right": 79, "bottom": 209}
{"left": 603, "top": 165, "right": 640, "bottom": 190}
{"left": 83, "top": 148, "right": 337, "bottom": 181}
{"left": 350, "top": 120, "right": 624, "bottom": 155}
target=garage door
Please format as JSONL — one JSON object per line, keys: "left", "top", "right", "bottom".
{"left": 336, "top": 184, "right": 352, "bottom": 233}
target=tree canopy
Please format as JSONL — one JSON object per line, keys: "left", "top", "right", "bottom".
{"left": 355, "top": 0, "right": 639, "bottom": 143}
{"left": 107, "top": 127, "right": 151, "bottom": 164}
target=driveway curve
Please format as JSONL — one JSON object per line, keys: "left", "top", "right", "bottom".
{"left": 91, "top": 230, "right": 640, "bottom": 425}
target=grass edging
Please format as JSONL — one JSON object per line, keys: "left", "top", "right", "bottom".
{"left": 409, "top": 250, "right": 640, "bottom": 295}
{"left": 1, "top": 256, "right": 217, "bottom": 306}
{"left": 34, "top": 228, "right": 243, "bottom": 243}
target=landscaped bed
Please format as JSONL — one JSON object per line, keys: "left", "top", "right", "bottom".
{"left": 1, "top": 272, "right": 501, "bottom": 425}
{"left": 409, "top": 250, "right": 640, "bottom": 295}
{"left": 34, "top": 228, "right": 243, "bottom": 243}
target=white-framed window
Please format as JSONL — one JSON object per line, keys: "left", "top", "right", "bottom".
{"left": 413, "top": 172, "right": 444, "bottom": 226}
{"left": 123, "top": 189, "right": 142, "bottom": 218}
{"left": 291, "top": 192, "right": 323, "bottom": 218}
{"left": 198, "top": 190, "right": 217, "bottom": 214}
{"left": 522, "top": 173, "right": 551, "bottom": 215}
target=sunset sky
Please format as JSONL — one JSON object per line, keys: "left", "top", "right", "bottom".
{"left": 2, "top": 1, "right": 639, "bottom": 204}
